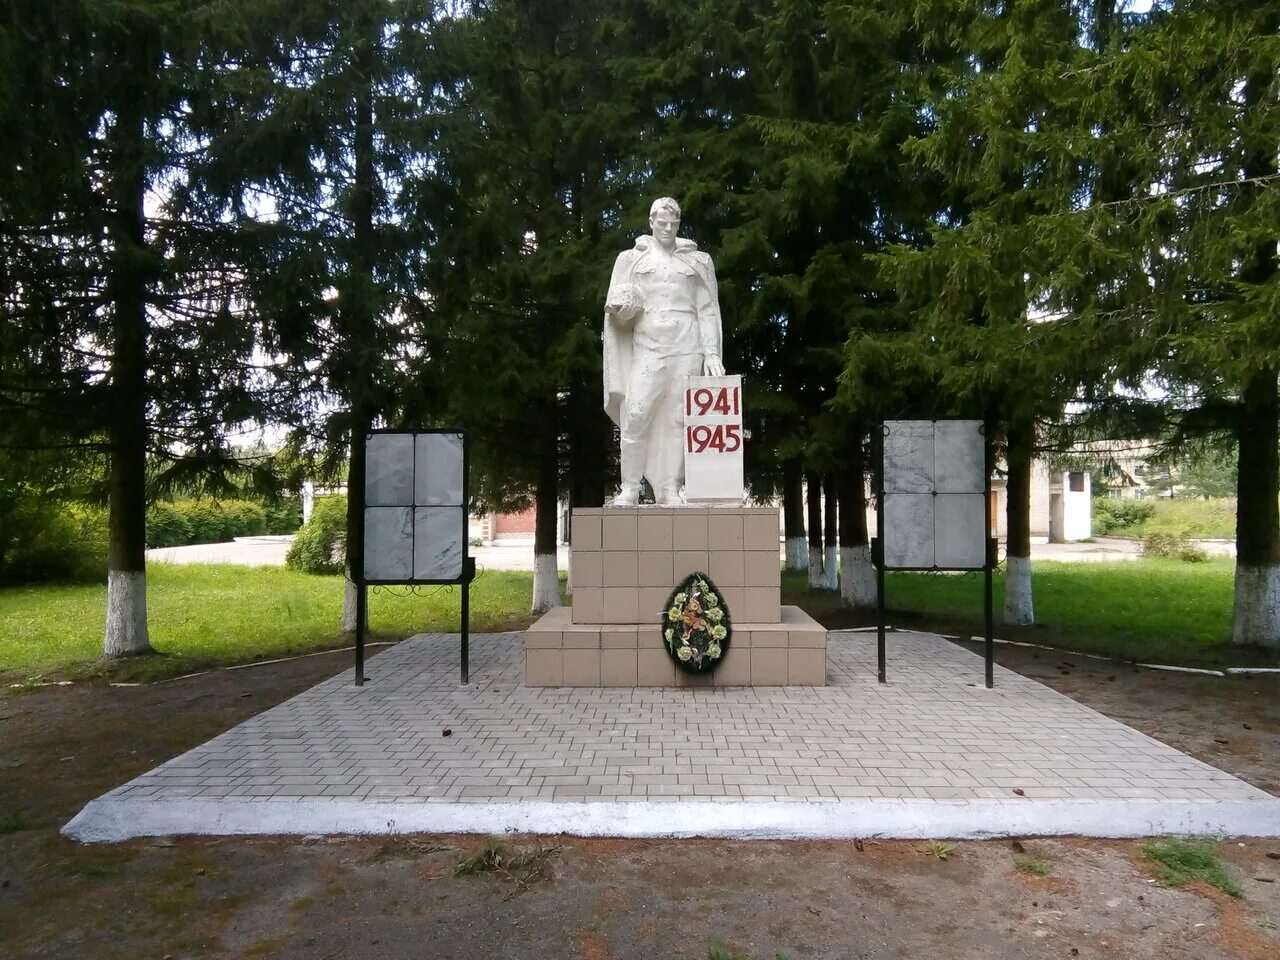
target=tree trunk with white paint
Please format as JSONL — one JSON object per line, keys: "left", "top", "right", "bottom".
{"left": 1232, "top": 369, "right": 1280, "bottom": 647}
{"left": 341, "top": 571, "right": 359, "bottom": 633}
{"left": 102, "top": 90, "right": 153, "bottom": 659}
{"left": 839, "top": 447, "right": 877, "bottom": 609}
{"left": 1230, "top": 46, "right": 1279, "bottom": 648}
{"left": 783, "top": 460, "right": 807, "bottom": 571}
{"left": 531, "top": 405, "right": 560, "bottom": 614}
{"left": 822, "top": 475, "right": 838, "bottom": 590}
{"left": 806, "top": 472, "right": 824, "bottom": 589}
{"left": 532, "top": 553, "right": 560, "bottom": 613}
{"left": 1004, "top": 554, "right": 1034, "bottom": 626}
{"left": 104, "top": 570, "right": 150, "bottom": 658}
{"left": 821, "top": 547, "right": 837, "bottom": 590}
{"left": 1003, "top": 419, "right": 1035, "bottom": 626}
{"left": 840, "top": 545, "right": 877, "bottom": 608}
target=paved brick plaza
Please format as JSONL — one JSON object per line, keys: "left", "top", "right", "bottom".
{"left": 65, "top": 631, "right": 1280, "bottom": 841}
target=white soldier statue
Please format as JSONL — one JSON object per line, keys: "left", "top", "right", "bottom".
{"left": 603, "top": 197, "right": 725, "bottom": 505}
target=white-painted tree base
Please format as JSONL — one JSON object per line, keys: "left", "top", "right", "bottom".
{"left": 564, "top": 549, "right": 573, "bottom": 596}
{"left": 1232, "top": 562, "right": 1280, "bottom": 648}
{"left": 822, "top": 546, "right": 838, "bottom": 591}
{"left": 103, "top": 569, "right": 151, "bottom": 658}
{"left": 531, "top": 553, "right": 559, "bottom": 614}
{"left": 63, "top": 796, "right": 1280, "bottom": 844}
{"left": 341, "top": 573, "right": 358, "bottom": 633}
{"left": 839, "top": 546, "right": 878, "bottom": 609}
{"left": 807, "top": 545, "right": 825, "bottom": 589}
{"left": 1003, "top": 555, "right": 1034, "bottom": 626}
{"left": 785, "top": 536, "right": 808, "bottom": 571}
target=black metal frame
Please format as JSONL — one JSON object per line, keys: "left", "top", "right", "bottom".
{"left": 351, "top": 427, "right": 475, "bottom": 687}
{"left": 871, "top": 419, "right": 996, "bottom": 688}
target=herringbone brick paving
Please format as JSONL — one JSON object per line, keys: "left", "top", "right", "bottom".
{"left": 97, "top": 631, "right": 1270, "bottom": 807}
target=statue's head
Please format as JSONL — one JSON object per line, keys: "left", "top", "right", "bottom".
{"left": 649, "top": 196, "right": 681, "bottom": 220}
{"left": 649, "top": 196, "right": 681, "bottom": 247}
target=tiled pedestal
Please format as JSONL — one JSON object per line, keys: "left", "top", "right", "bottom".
{"left": 524, "top": 605, "right": 827, "bottom": 687}
{"left": 522, "top": 506, "right": 828, "bottom": 687}
{"left": 568, "top": 506, "right": 781, "bottom": 624}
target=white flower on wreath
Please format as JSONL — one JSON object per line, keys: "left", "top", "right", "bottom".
{"left": 711, "top": 624, "right": 727, "bottom": 641}
{"left": 677, "top": 645, "right": 693, "bottom": 661}
{"left": 674, "top": 592, "right": 687, "bottom": 603}
{"left": 705, "top": 593, "right": 719, "bottom": 608}
{"left": 706, "top": 607, "right": 723, "bottom": 623}
{"left": 667, "top": 606, "right": 681, "bottom": 621}
{"left": 706, "top": 643, "right": 722, "bottom": 659}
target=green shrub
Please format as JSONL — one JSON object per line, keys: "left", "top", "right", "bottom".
{"left": 264, "top": 497, "right": 302, "bottom": 534}
{"left": 1140, "top": 531, "right": 1206, "bottom": 562}
{"left": 1140, "top": 532, "right": 1182, "bottom": 558}
{"left": 146, "top": 499, "right": 274, "bottom": 547}
{"left": 285, "top": 496, "right": 347, "bottom": 574}
{"left": 1093, "top": 498, "right": 1156, "bottom": 535}
{"left": 145, "top": 502, "right": 192, "bottom": 548}
{"left": 184, "top": 501, "right": 226, "bottom": 544}
{"left": 221, "top": 501, "right": 267, "bottom": 539}
{"left": 0, "top": 499, "right": 106, "bottom": 585}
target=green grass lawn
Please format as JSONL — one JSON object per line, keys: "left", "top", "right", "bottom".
{"left": 0, "top": 562, "right": 556, "bottom": 680}
{"left": 783, "top": 558, "right": 1260, "bottom": 668}
{"left": 0, "top": 556, "right": 1266, "bottom": 681}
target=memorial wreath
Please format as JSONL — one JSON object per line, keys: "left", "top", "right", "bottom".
{"left": 661, "top": 572, "right": 731, "bottom": 674}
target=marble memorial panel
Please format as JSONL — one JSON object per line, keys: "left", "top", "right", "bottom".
{"left": 883, "top": 493, "right": 934, "bottom": 568}
{"left": 365, "top": 434, "right": 414, "bottom": 506}
{"left": 413, "top": 506, "right": 464, "bottom": 581}
{"left": 414, "top": 432, "right": 464, "bottom": 506}
{"left": 364, "top": 506, "right": 413, "bottom": 580}
{"left": 934, "top": 493, "right": 987, "bottom": 568}
{"left": 883, "top": 420, "right": 934, "bottom": 493}
{"left": 933, "top": 420, "right": 985, "bottom": 494}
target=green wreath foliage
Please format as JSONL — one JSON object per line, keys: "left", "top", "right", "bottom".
{"left": 660, "top": 571, "right": 731, "bottom": 674}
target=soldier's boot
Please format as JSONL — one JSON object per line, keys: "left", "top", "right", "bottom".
{"left": 656, "top": 482, "right": 683, "bottom": 506}
{"left": 612, "top": 436, "right": 645, "bottom": 506}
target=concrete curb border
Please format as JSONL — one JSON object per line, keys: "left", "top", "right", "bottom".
{"left": 963, "top": 635, "right": 1279, "bottom": 678}
{"left": 63, "top": 796, "right": 1280, "bottom": 844}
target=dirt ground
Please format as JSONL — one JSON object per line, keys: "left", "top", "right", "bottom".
{"left": 2, "top": 643, "right": 1279, "bottom": 960}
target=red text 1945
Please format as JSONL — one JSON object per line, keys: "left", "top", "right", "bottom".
{"left": 687, "top": 424, "right": 742, "bottom": 454}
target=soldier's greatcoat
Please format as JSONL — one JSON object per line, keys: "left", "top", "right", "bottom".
{"left": 602, "top": 235, "right": 721, "bottom": 427}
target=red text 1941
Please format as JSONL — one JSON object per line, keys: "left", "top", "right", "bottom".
{"left": 686, "top": 386, "right": 740, "bottom": 417}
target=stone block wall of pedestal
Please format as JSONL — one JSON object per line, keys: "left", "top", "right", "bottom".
{"left": 523, "top": 605, "right": 827, "bottom": 687}
{"left": 521, "top": 505, "right": 828, "bottom": 687}
{"left": 568, "top": 506, "right": 782, "bottom": 624}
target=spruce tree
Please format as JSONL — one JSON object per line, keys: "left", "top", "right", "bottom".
{"left": 413, "top": 0, "right": 647, "bottom": 611}
{"left": 191, "top": 0, "right": 442, "bottom": 630}
{"left": 1, "top": 0, "right": 309, "bottom": 655}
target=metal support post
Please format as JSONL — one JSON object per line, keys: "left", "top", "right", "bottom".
{"left": 460, "top": 558, "right": 475, "bottom": 685}
{"left": 355, "top": 582, "right": 368, "bottom": 686}
{"left": 984, "top": 540, "right": 995, "bottom": 689}
{"left": 875, "top": 537, "right": 887, "bottom": 684}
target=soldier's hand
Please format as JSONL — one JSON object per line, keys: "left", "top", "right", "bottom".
{"left": 703, "top": 355, "right": 725, "bottom": 377}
